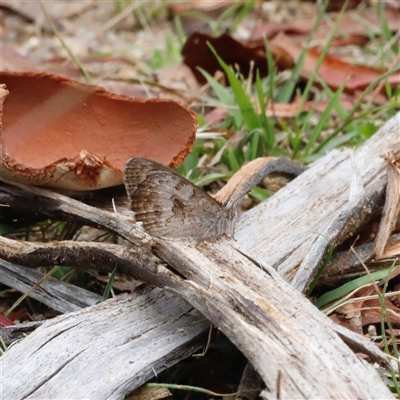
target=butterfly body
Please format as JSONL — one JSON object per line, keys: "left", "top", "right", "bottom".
{"left": 124, "top": 158, "right": 236, "bottom": 240}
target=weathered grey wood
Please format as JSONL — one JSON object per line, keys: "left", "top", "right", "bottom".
{"left": 0, "top": 259, "right": 101, "bottom": 313}
{"left": 317, "top": 233, "right": 400, "bottom": 288}
{"left": 0, "top": 113, "right": 398, "bottom": 399}
{"left": 293, "top": 181, "right": 386, "bottom": 289}
{"left": 1, "top": 289, "right": 209, "bottom": 399}
{"left": 0, "top": 235, "right": 169, "bottom": 291}
{"left": 0, "top": 233, "right": 388, "bottom": 392}
{"left": 236, "top": 113, "right": 399, "bottom": 290}
{"left": 0, "top": 320, "right": 45, "bottom": 347}
{"left": 153, "top": 238, "right": 391, "bottom": 399}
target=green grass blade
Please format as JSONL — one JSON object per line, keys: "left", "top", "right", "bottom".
{"left": 303, "top": 79, "right": 347, "bottom": 156}
{"left": 102, "top": 266, "right": 117, "bottom": 302}
{"left": 197, "top": 67, "right": 242, "bottom": 126}
{"left": 318, "top": 78, "right": 356, "bottom": 132}
{"left": 174, "top": 15, "right": 186, "bottom": 48}
{"left": 304, "top": 131, "right": 359, "bottom": 162}
{"left": 278, "top": 0, "right": 330, "bottom": 103}
{"left": 249, "top": 186, "right": 270, "bottom": 202}
{"left": 229, "top": 0, "right": 256, "bottom": 34}
{"left": 256, "top": 70, "right": 274, "bottom": 149}
{"left": 314, "top": 268, "right": 393, "bottom": 309}
{"left": 225, "top": 147, "right": 241, "bottom": 172}
{"left": 193, "top": 172, "right": 231, "bottom": 186}
{"left": 295, "top": 0, "right": 350, "bottom": 126}
{"left": 207, "top": 43, "right": 261, "bottom": 130}
{"left": 306, "top": 244, "right": 334, "bottom": 296}
{"left": 249, "top": 131, "right": 260, "bottom": 160}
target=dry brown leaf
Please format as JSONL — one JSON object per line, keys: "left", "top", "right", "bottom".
{"left": 153, "top": 63, "right": 201, "bottom": 102}
{"left": 382, "top": 238, "right": 400, "bottom": 259}
{"left": 362, "top": 297, "right": 400, "bottom": 326}
{"left": 270, "top": 32, "right": 400, "bottom": 94}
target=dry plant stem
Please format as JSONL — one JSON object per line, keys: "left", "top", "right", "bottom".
{"left": 146, "top": 383, "right": 240, "bottom": 397}
{"left": 0, "top": 236, "right": 167, "bottom": 289}
{"left": 39, "top": 0, "right": 92, "bottom": 83}
{"left": 5, "top": 265, "right": 60, "bottom": 317}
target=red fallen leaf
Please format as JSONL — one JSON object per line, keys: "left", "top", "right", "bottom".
{"left": 182, "top": 32, "right": 270, "bottom": 83}
{"left": 0, "top": 313, "right": 15, "bottom": 327}
{"left": 355, "top": 352, "right": 371, "bottom": 359}
{"left": 0, "top": 71, "right": 197, "bottom": 190}
{"left": 7, "top": 308, "right": 26, "bottom": 322}
{"left": 329, "top": 312, "right": 363, "bottom": 334}
{"left": 330, "top": 285, "right": 374, "bottom": 333}
{"left": 361, "top": 297, "right": 400, "bottom": 326}
{"left": 270, "top": 32, "right": 400, "bottom": 94}
{"left": 204, "top": 107, "right": 229, "bottom": 126}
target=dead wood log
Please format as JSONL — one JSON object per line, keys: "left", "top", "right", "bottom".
{"left": 0, "top": 112, "right": 399, "bottom": 398}
{"left": 1, "top": 289, "right": 209, "bottom": 399}
{"left": 0, "top": 241, "right": 212, "bottom": 399}
{"left": 0, "top": 236, "right": 390, "bottom": 398}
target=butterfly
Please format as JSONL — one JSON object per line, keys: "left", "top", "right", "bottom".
{"left": 124, "top": 158, "right": 236, "bottom": 240}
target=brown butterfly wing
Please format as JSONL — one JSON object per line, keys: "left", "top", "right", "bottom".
{"left": 124, "top": 158, "right": 234, "bottom": 239}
